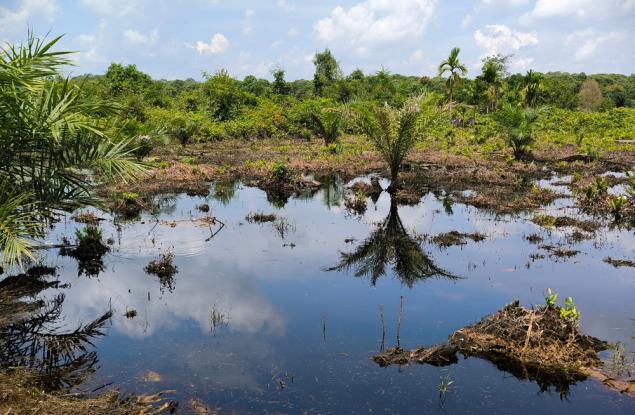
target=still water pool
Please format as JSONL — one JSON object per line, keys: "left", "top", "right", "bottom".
{"left": 26, "top": 176, "right": 635, "bottom": 413}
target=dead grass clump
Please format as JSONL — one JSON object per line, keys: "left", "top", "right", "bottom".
{"left": 0, "top": 369, "right": 175, "bottom": 415}
{"left": 525, "top": 233, "right": 544, "bottom": 244}
{"left": 196, "top": 203, "right": 210, "bottom": 213}
{"left": 71, "top": 211, "right": 102, "bottom": 225}
{"left": 540, "top": 244, "right": 580, "bottom": 258}
{"left": 603, "top": 257, "right": 635, "bottom": 268}
{"left": 532, "top": 214, "right": 599, "bottom": 233}
{"left": 349, "top": 177, "right": 383, "bottom": 201}
{"left": 246, "top": 212, "right": 277, "bottom": 223}
{"left": 344, "top": 193, "right": 367, "bottom": 215}
{"left": 431, "top": 231, "right": 486, "bottom": 247}
{"left": 374, "top": 301, "right": 609, "bottom": 394}
{"left": 112, "top": 192, "right": 147, "bottom": 219}
{"left": 145, "top": 251, "right": 178, "bottom": 293}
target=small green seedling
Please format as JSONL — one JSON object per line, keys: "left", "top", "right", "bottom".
{"left": 559, "top": 296, "right": 581, "bottom": 323}
{"left": 544, "top": 288, "right": 558, "bottom": 309}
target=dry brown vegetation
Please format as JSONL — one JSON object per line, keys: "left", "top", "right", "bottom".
{"left": 373, "top": 301, "right": 635, "bottom": 395}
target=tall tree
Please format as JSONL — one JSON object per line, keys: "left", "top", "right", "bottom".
{"left": 478, "top": 54, "right": 509, "bottom": 112}
{"left": 578, "top": 78, "right": 603, "bottom": 112}
{"left": 271, "top": 67, "right": 289, "bottom": 95}
{"left": 313, "top": 49, "right": 342, "bottom": 96}
{"left": 522, "top": 69, "right": 543, "bottom": 107}
{"left": 438, "top": 47, "right": 467, "bottom": 102}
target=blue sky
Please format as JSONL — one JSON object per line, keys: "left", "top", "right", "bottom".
{"left": 1, "top": 0, "right": 634, "bottom": 80}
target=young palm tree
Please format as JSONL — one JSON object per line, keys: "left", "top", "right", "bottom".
{"left": 355, "top": 95, "right": 445, "bottom": 192}
{"left": 494, "top": 103, "right": 539, "bottom": 160}
{"left": 0, "top": 33, "right": 146, "bottom": 269}
{"left": 438, "top": 47, "right": 467, "bottom": 102}
{"left": 310, "top": 107, "right": 344, "bottom": 146}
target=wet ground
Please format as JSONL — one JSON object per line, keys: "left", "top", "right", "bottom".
{"left": 7, "top": 175, "right": 635, "bottom": 414}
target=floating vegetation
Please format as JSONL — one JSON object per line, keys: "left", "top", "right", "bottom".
{"left": 525, "top": 233, "right": 544, "bottom": 244}
{"left": 344, "top": 191, "right": 367, "bottom": 215}
{"left": 245, "top": 212, "right": 277, "bottom": 223}
{"left": 60, "top": 226, "right": 110, "bottom": 277}
{"left": 196, "top": 203, "right": 210, "bottom": 213}
{"left": 71, "top": 211, "right": 102, "bottom": 225}
{"left": 540, "top": 244, "right": 580, "bottom": 259}
{"left": 124, "top": 309, "right": 138, "bottom": 319}
{"left": 373, "top": 300, "right": 611, "bottom": 396}
{"left": 349, "top": 177, "right": 383, "bottom": 203}
{"left": 532, "top": 214, "right": 599, "bottom": 233}
{"left": 603, "top": 257, "right": 635, "bottom": 268}
{"left": 144, "top": 251, "right": 178, "bottom": 293}
{"left": 429, "top": 231, "right": 486, "bottom": 247}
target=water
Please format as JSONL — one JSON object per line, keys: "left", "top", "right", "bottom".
{"left": 9, "top": 176, "right": 635, "bottom": 413}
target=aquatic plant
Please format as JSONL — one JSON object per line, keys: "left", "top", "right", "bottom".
{"left": 144, "top": 251, "right": 178, "bottom": 293}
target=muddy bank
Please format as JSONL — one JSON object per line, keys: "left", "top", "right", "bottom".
{"left": 101, "top": 136, "right": 634, "bottom": 216}
{"left": 373, "top": 301, "right": 635, "bottom": 395}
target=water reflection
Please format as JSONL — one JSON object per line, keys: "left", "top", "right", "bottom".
{"left": 326, "top": 196, "right": 458, "bottom": 288}
{"left": 0, "top": 266, "right": 110, "bottom": 390}
{"left": 211, "top": 180, "right": 239, "bottom": 206}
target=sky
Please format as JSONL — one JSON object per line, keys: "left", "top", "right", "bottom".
{"left": 1, "top": 0, "right": 634, "bottom": 80}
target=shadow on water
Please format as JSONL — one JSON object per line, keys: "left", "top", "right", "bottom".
{"left": 0, "top": 266, "right": 111, "bottom": 391}
{"left": 325, "top": 196, "right": 459, "bottom": 288}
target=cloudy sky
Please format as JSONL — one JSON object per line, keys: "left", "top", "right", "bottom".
{"left": 1, "top": 0, "right": 634, "bottom": 80}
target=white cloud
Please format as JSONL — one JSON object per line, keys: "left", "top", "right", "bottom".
{"left": 511, "top": 56, "right": 534, "bottom": 71}
{"left": 474, "top": 24, "right": 538, "bottom": 57}
{"left": 123, "top": 28, "right": 159, "bottom": 45}
{"left": 315, "top": 0, "right": 436, "bottom": 55}
{"left": 566, "top": 29, "right": 621, "bottom": 60}
{"left": 287, "top": 27, "right": 300, "bottom": 37}
{"left": 460, "top": 14, "right": 473, "bottom": 29}
{"left": 242, "top": 8, "right": 255, "bottom": 35}
{"left": 0, "top": 0, "right": 59, "bottom": 34}
{"left": 196, "top": 33, "right": 229, "bottom": 55}
{"left": 523, "top": 0, "right": 635, "bottom": 20}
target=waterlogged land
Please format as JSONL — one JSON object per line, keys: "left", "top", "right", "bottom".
{"left": 2, "top": 173, "right": 634, "bottom": 414}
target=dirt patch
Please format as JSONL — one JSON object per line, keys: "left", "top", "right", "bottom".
{"left": 531, "top": 215, "right": 599, "bottom": 233}
{"left": 373, "top": 301, "right": 612, "bottom": 394}
{"left": 101, "top": 136, "right": 633, "bottom": 216}
{"left": 428, "top": 231, "right": 486, "bottom": 247}
{"left": 603, "top": 257, "right": 635, "bottom": 268}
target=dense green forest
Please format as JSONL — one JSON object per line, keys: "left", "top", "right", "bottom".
{"left": 76, "top": 48, "right": 635, "bottom": 151}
